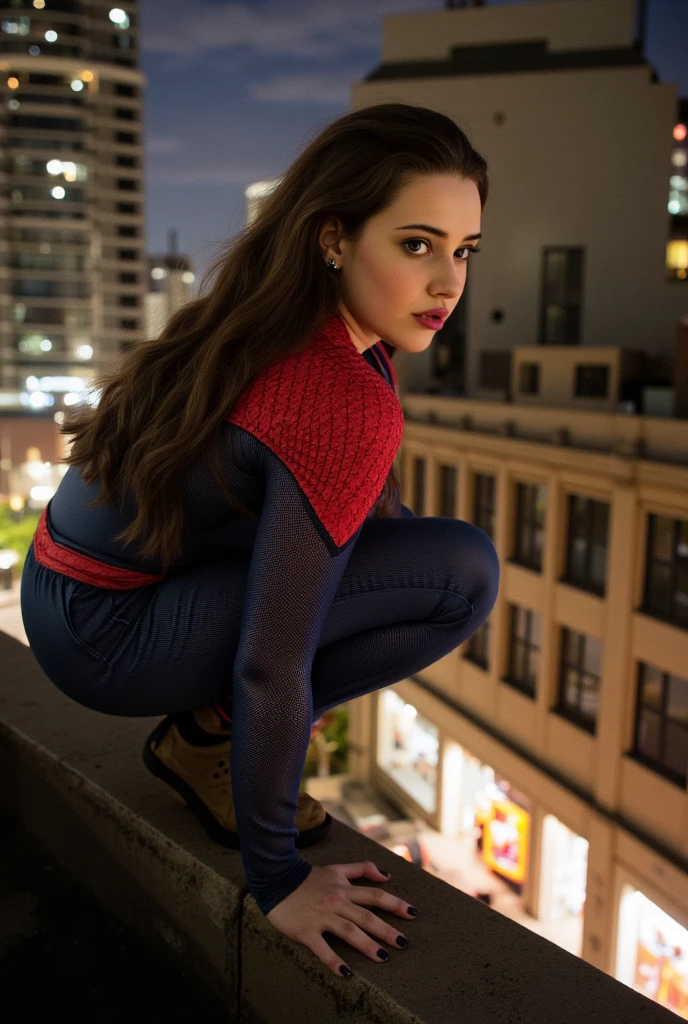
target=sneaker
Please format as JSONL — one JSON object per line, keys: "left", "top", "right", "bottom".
{"left": 142, "top": 708, "right": 331, "bottom": 848}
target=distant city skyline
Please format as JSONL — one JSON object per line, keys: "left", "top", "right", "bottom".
{"left": 140, "top": 0, "right": 688, "bottom": 284}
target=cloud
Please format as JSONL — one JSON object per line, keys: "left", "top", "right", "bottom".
{"left": 140, "top": 0, "right": 439, "bottom": 60}
{"left": 145, "top": 135, "right": 187, "bottom": 155}
{"left": 248, "top": 67, "right": 371, "bottom": 105}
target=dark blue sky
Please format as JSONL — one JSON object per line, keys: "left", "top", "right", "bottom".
{"left": 139, "top": 0, "right": 688, "bottom": 282}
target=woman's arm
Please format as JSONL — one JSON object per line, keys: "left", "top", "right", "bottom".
{"left": 230, "top": 434, "right": 364, "bottom": 915}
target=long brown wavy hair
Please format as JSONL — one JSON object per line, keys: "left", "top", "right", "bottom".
{"left": 61, "top": 102, "right": 488, "bottom": 573}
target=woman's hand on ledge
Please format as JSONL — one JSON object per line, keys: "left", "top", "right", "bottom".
{"left": 265, "top": 860, "right": 417, "bottom": 978}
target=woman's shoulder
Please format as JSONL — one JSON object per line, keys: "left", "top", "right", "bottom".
{"left": 224, "top": 312, "right": 404, "bottom": 545}
{"left": 226, "top": 312, "right": 402, "bottom": 442}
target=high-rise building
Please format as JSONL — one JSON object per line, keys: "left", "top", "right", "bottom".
{"left": 0, "top": 0, "right": 144, "bottom": 417}
{"left": 145, "top": 230, "right": 195, "bottom": 342}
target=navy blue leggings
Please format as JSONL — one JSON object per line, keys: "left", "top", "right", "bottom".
{"left": 20, "top": 506, "right": 500, "bottom": 721}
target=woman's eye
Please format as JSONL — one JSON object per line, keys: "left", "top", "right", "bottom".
{"left": 402, "top": 239, "right": 476, "bottom": 260}
{"left": 403, "top": 239, "right": 430, "bottom": 256}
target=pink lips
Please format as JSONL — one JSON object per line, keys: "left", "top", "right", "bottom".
{"left": 416, "top": 308, "right": 448, "bottom": 319}
{"left": 413, "top": 309, "right": 448, "bottom": 330}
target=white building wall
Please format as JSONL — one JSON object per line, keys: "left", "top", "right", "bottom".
{"left": 350, "top": 0, "right": 687, "bottom": 396}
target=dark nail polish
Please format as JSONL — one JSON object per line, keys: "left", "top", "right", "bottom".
{"left": 379, "top": 868, "right": 391, "bottom": 877}
{"left": 407, "top": 906, "right": 418, "bottom": 916}
{"left": 377, "top": 949, "right": 389, "bottom": 961}
{"left": 395, "top": 936, "right": 409, "bottom": 947}
{"left": 339, "top": 965, "right": 352, "bottom": 976}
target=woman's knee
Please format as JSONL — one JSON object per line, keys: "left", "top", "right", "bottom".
{"left": 455, "top": 520, "right": 500, "bottom": 613}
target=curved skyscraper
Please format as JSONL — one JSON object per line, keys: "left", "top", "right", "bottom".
{"left": 0, "top": 1, "right": 143, "bottom": 413}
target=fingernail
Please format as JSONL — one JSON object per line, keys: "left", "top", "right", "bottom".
{"left": 378, "top": 867, "right": 391, "bottom": 877}
{"left": 407, "top": 906, "right": 418, "bottom": 916}
{"left": 377, "top": 949, "right": 389, "bottom": 961}
{"left": 395, "top": 936, "right": 409, "bottom": 947}
{"left": 339, "top": 965, "right": 352, "bottom": 976}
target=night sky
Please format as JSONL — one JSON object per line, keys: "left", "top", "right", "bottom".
{"left": 139, "top": 0, "right": 688, "bottom": 284}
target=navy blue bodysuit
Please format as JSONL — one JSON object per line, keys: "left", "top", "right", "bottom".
{"left": 21, "top": 311, "right": 500, "bottom": 915}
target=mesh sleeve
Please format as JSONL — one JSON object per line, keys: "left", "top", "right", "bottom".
{"left": 230, "top": 432, "right": 364, "bottom": 916}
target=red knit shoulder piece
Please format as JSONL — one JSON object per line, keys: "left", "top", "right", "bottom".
{"left": 226, "top": 311, "right": 404, "bottom": 549}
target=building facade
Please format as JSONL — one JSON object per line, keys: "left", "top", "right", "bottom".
{"left": 0, "top": 0, "right": 144, "bottom": 415}
{"left": 347, "top": 384, "right": 688, "bottom": 1010}
{"left": 344, "top": 0, "right": 688, "bottom": 1013}
{"left": 350, "top": 0, "right": 686, "bottom": 400}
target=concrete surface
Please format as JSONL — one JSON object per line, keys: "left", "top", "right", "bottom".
{"left": 0, "top": 808, "right": 227, "bottom": 1021}
{"left": 0, "top": 628, "right": 678, "bottom": 1023}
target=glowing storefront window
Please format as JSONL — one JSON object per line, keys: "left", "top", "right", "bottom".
{"left": 377, "top": 690, "right": 438, "bottom": 813}
{"left": 617, "top": 887, "right": 688, "bottom": 1018}
{"left": 540, "top": 814, "right": 588, "bottom": 923}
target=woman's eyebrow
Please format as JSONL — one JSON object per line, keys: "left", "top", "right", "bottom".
{"left": 395, "top": 223, "right": 482, "bottom": 242}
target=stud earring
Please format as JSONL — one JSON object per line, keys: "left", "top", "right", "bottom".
{"left": 326, "top": 258, "right": 340, "bottom": 270}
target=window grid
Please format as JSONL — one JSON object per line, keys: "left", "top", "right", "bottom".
{"left": 438, "top": 464, "right": 457, "bottom": 518}
{"left": 632, "top": 662, "right": 688, "bottom": 787}
{"left": 412, "top": 457, "right": 426, "bottom": 516}
{"left": 518, "top": 363, "right": 539, "bottom": 395}
{"left": 563, "top": 494, "right": 609, "bottom": 596}
{"left": 473, "top": 473, "right": 495, "bottom": 540}
{"left": 465, "top": 619, "right": 489, "bottom": 670}
{"left": 513, "top": 482, "right": 546, "bottom": 572}
{"left": 556, "top": 628, "right": 601, "bottom": 734}
{"left": 505, "top": 605, "right": 540, "bottom": 698}
{"left": 538, "top": 247, "right": 584, "bottom": 346}
{"left": 643, "top": 514, "right": 688, "bottom": 629}
{"left": 575, "top": 365, "right": 609, "bottom": 398}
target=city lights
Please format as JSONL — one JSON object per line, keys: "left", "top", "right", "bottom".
{"left": 19, "top": 391, "right": 54, "bottom": 409}
{"left": 109, "top": 8, "right": 130, "bottom": 29}
{"left": 26, "top": 375, "right": 87, "bottom": 393}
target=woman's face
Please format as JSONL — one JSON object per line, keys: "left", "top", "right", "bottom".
{"left": 319, "top": 172, "right": 482, "bottom": 354}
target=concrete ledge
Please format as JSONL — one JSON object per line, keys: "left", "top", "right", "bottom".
{"left": 0, "top": 631, "right": 676, "bottom": 1023}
